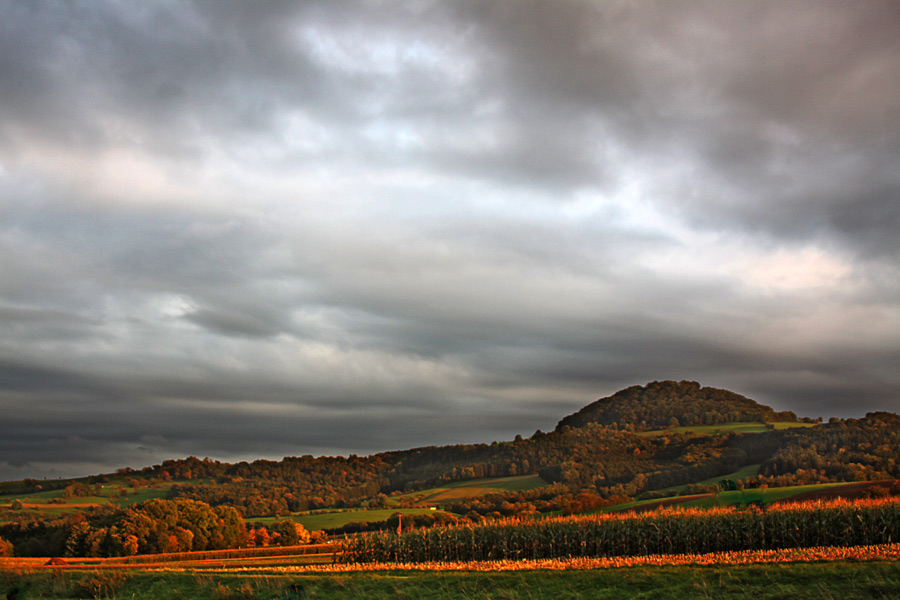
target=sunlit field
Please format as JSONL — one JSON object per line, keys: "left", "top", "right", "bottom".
{"left": 5, "top": 497, "right": 900, "bottom": 598}
{"left": 340, "top": 498, "right": 900, "bottom": 563}
{"left": 636, "top": 421, "right": 818, "bottom": 437}
{"left": 3, "top": 548, "right": 900, "bottom": 599}
{"left": 387, "top": 475, "right": 549, "bottom": 507}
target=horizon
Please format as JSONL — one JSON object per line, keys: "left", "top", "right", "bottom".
{"left": 0, "top": 379, "right": 868, "bottom": 482}
{"left": 1, "top": 1, "right": 898, "bottom": 481}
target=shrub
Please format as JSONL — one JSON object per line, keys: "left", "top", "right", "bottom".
{"left": 213, "top": 582, "right": 255, "bottom": 600}
{"left": 73, "top": 571, "right": 128, "bottom": 599}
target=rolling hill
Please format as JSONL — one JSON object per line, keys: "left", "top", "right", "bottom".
{"left": 555, "top": 380, "right": 797, "bottom": 432}
{"left": 3, "top": 380, "right": 900, "bottom": 558}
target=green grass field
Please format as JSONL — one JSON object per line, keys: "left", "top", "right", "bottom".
{"left": 249, "top": 508, "right": 452, "bottom": 531}
{"left": 696, "top": 463, "right": 762, "bottom": 485}
{"left": 683, "top": 482, "right": 850, "bottom": 508}
{"left": 602, "top": 480, "right": 852, "bottom": 514}
{"left": 637, "top": 421, "right": 817, "bottom": 437}
{"left": 3, "top": 562, "right": 900, "bottom": 599}
{"left": 0, "top": 480, "right": 179, "bottom": 522}
{"left": 640, "top": 463, "right": 763, "bottom": 499}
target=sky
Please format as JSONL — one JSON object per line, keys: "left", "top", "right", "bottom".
{"left": 1, "top": 0, "right": 899, "bottom": 480}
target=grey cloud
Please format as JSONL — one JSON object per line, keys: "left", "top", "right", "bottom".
{"left": 0, "top": 359, "right": 115, "bottom": 396}
{"left": 823, "top": 181, "right": 900, "bottom": 259}
{"left": 1, "top": 1, "right": 327, "bottom": 167}
{"left": 182, "top": 307, "right": 284, "bottom": 339}
{"left": 0, "top": 363, "right": 511, "bottom": 478}
{"left": 438, "top": 0, "right": 900, "bottom": 255}
{"left": 1, "top": 0, "right": 898, "bottom": 479}
{"left": 0, "top": 305, "right": 100, "bottom": 343}
{"left": 677, "top": 154, "right": 900, "bottom": 260}
{"left": 646, "top": 1, "right": 900, "bottom": 257}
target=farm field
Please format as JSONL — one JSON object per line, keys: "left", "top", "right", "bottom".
{"left": 4, "top": 496, "right": 900, "bottom": 597}
{"left": 2, "top": 558, "right": 900, "bottom": 599}
{"left": 342, "top": 498, "right": 900, "bottom": 563}
{"left": 244, "top": 476, "right": 551, "bottom": 532}
{"left": 388, "top": 475, "right": 548, "bottom": 507}
{"left": 0, "top": 479, "right": 197, "bottom": 517}
{"left": 636, "top": 421, "right": 817, "bottom": 437}
{"left": 688, "top": 463, "right": 762, "bottom": 488}
{"left": 600, "top": 478, "right": 899, "bottom": 514}
{"left": 4, "top": 472, "right": 889, "bottom": 529}
{"left": 682, "top": 482, "right": 854, "bottom": 508}
{"left": 0, "top": 474, "right": 548, "bottom": 524}
{"left": 606, "top": 463, "right": 764, "bottom": 508}
{"left": 250, "top": 508, "right": 452, "bottom": 531}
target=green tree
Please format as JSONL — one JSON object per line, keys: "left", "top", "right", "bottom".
{"left": 274, "top": 520, "right": 311, "bottom": 546}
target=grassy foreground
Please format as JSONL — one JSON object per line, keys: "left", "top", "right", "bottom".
{"left": 3, "top": 562, "right": 900, "bottom": 599}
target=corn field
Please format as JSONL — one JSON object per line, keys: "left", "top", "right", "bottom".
{"left": 337, "top": 498, "right": 900, "bottom": 563}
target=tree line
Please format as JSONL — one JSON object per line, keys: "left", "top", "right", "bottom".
{"left": 0, "top": 498, "right": 313, "bottom": 558}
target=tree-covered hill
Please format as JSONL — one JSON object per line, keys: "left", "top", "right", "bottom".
{"left": 4, "top": 381, "right": 900, "bottom": 558}
{"left": 555, "top": 380, "right": 798, "bottom": 432}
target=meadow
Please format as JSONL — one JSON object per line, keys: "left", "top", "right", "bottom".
{"left": 387, "top": 475, "right": 548, "bottom": 507}
{"left": 0, "top": 478, "right": 188, "bottom": 520}
{"left": 635, "top": 421, "right": 817, "bottom": 437}
{"left": 3, "top": 552, "right": 900, "bottom": 599}
{"left": 4, "top": 497, "right": 900, "bottom": 598}
{"left": 241, "top": 475, "right": 549, "bottom": 532}
{"left": 604, "top": 480, "right": 863, "bottom": 513}
{"left": 251, "top": 508, "right": 451, "bottom": 531}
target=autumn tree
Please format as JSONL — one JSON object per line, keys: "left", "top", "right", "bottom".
{"left": 273, "top": 520, "right": 311, "bottom": 546}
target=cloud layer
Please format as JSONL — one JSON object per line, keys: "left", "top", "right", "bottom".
{"left": 1, "top": 0, "right": 899, "bottom": 479}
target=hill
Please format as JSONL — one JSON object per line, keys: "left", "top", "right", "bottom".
{"left": 555, "top": 380, "right": 797, "bottom": 432}
{"left": 3, "top": 381, "right": 900, "bottom": 558}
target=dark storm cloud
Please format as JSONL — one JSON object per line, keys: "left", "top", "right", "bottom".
{"left": 0, "top": 359, "right": 113, "bottom": 396}
{"left": 0, "top": 353, "right": 502, "bottom": 479}
{"left": 182, "top": 307, "right": 285, "bottom": 339}
{"left": 0, "top": 0, "right": 898, "bottom": 479}
{"left": 645, "top": 1, "right": 900, "bottom": 259}
{"left": 0, "top": 2, "right": 321, "bottom": 145}
{"left": 443, "top": 1, "right": 900, "bottom": 256}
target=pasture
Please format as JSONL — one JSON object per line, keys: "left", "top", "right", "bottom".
{"left": 636, "top": 421, "right": 817, "bottom": 437}
{"left": 388, "top": 475, "right": 548, "bottom": 506}
{"left": 4, "top": 497, "right": 900, "bottom": 598}
{"left": 250, "top": 508, "right": 452, "bottom": 531}
{"left": 604, "top": 479, "right": 896, "bottom": 514}
{"left": 0, "top": 480, "right": 177, "bottom": 522}
{"left": 2, "top": 557, "right": 900, "bottom": 599}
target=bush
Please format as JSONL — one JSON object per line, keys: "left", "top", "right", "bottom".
{"left": 213, "top": 582, "right": 255, "bottom": 600}
{"left": 73, "top": 572, "right": 128, "bottom": 599}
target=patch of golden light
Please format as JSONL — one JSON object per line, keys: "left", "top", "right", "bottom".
{"left": 737, "top": 246, "right": 852, "bottom": 292}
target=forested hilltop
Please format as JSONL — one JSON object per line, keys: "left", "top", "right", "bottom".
{"left": 556, "top": 380, "right": 798, "bottom": 431}
{"left": 3, "top": 380, "right": 900, "bottom": 558}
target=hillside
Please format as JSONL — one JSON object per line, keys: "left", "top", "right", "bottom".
{"left": 3, "top": 381, "right": 900, "bottom": 558}
{"left": 555, "top": 380, "right": 797, "bottom": 432}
